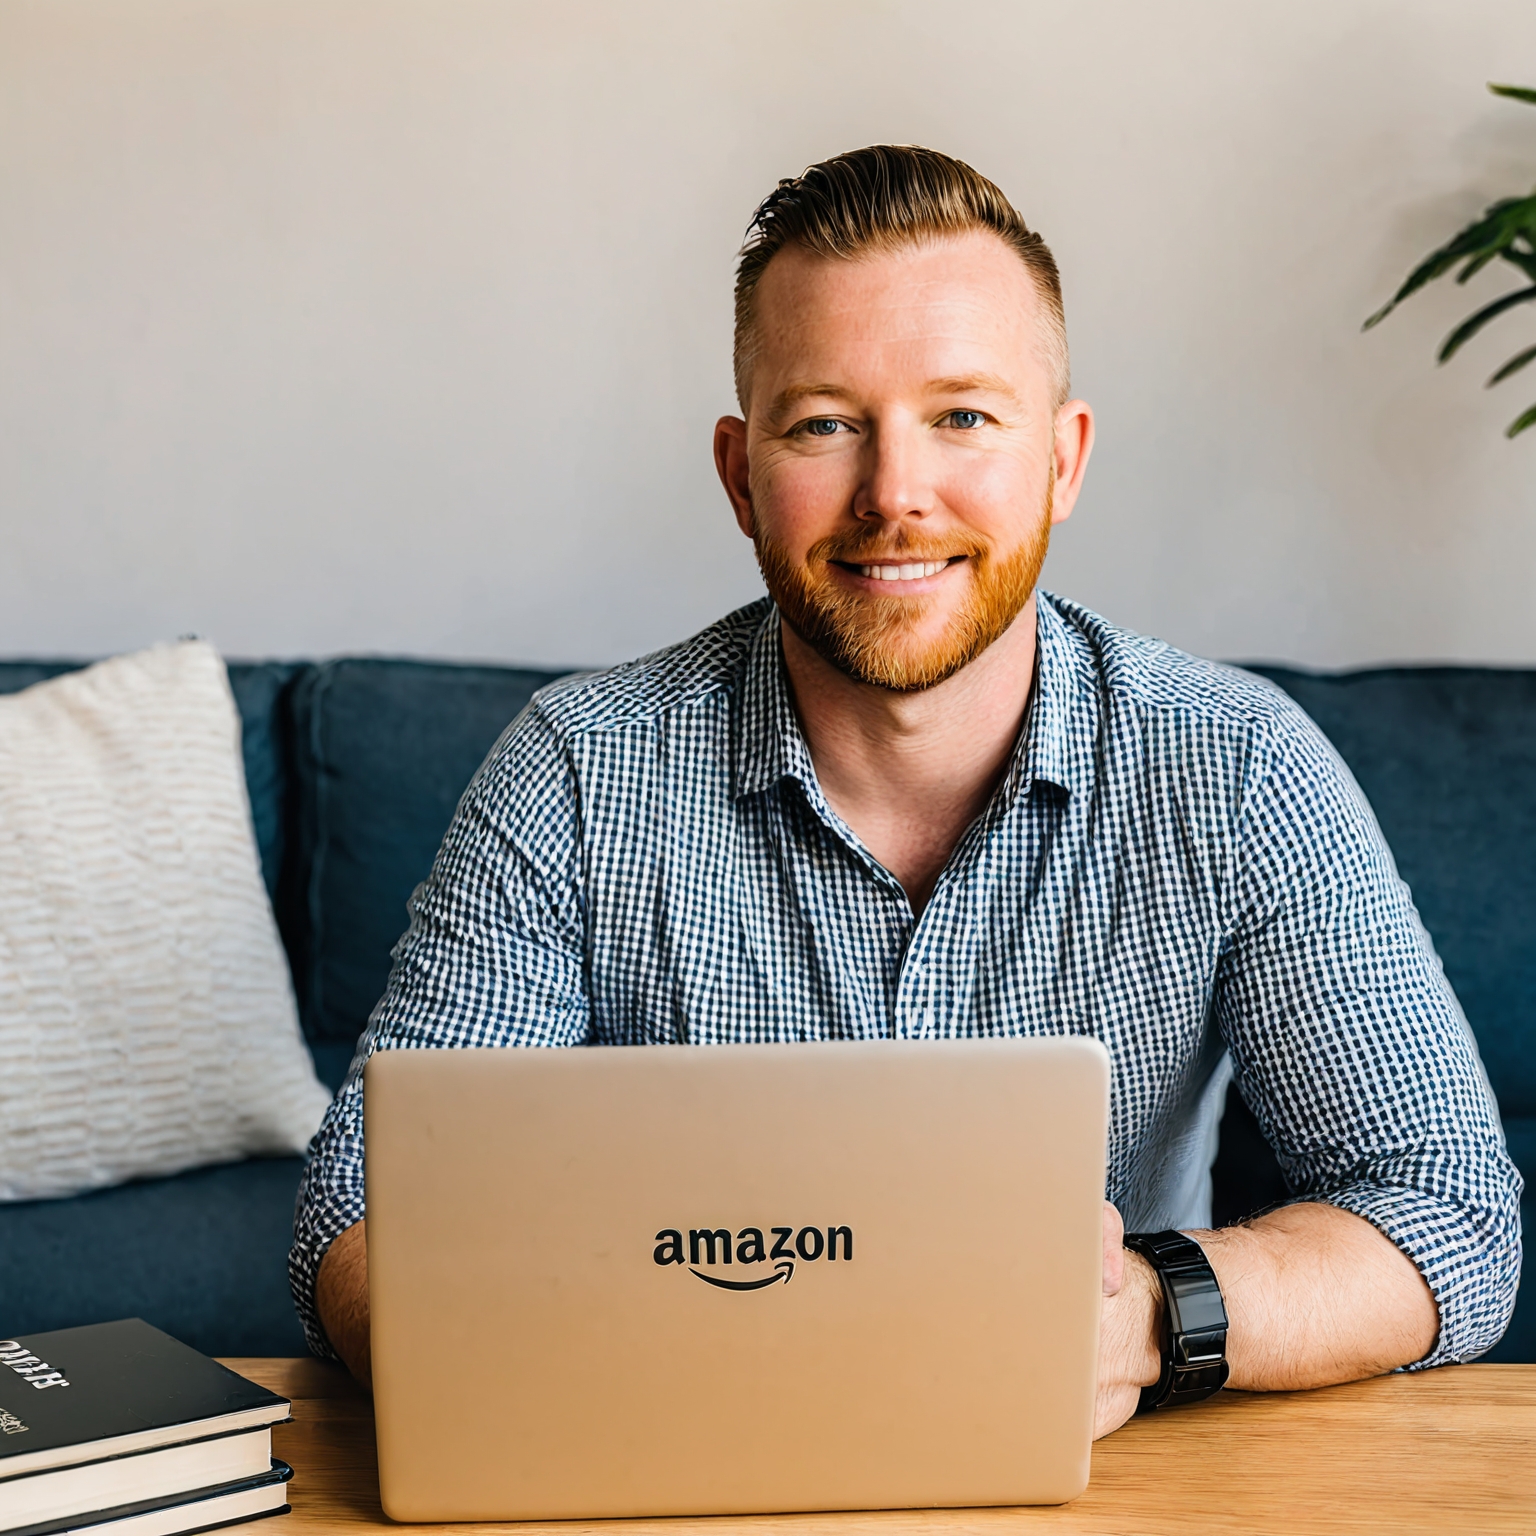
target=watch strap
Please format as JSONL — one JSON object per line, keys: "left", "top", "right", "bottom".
{"left": 1124, "top": 1229, "right": 1230, "bottom": 1412}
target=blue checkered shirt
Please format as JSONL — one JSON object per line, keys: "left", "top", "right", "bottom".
{"left": 291, "top": 594, "right": 1521, "bottom": 1364}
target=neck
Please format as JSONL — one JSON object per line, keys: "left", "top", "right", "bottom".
{"left": 779, "top": 595, "right": 1039, "bottom": 913}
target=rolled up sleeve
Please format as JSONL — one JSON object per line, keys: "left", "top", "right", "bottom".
{"left": 1214, "top": 708, "right": 1522, "bottom": 1366}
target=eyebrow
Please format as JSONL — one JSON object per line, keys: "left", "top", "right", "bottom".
{"left": 926, "top": 373, "right": 1025, "bottom": 406}
{"left": 766, "top": 373, "right": 1025, "bottom": 422}
{"left": 766, "top": 382, "right": 854, "bottom": 420}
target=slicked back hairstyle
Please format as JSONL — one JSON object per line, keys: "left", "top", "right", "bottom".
{"left": 733, "top": 144, "right": 1069, "bottom": 408}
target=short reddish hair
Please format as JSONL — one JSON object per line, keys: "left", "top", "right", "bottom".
{"left": 733, "top": 144, "right": 1069, "bottom": 407}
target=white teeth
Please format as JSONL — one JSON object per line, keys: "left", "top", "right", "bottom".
{"left": 855, "top": 560, "right": 949, "bottom": 581}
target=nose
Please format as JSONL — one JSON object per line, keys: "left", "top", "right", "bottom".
{"left": 853, "top": 415, "right": 935, "bottom": 525}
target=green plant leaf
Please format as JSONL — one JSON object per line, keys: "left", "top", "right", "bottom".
{"left": 1366, "top": 84, "right": 1536, "bottom": 443}
{"left": 1457, "top": 248, "right": 1506, "bottom": 284}
{"left": 1488, "top": 344, "right": 1536, "bottom": 385}
{"left": 1437, "top": 285, "right": 1536, "bottom": 361}
{"left": 1364, "top": 198, "right": 1536, "bottom": 327}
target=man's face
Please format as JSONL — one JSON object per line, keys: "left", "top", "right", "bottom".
{"left": 715, "top": 230, "right": 1090, "bottom": 693}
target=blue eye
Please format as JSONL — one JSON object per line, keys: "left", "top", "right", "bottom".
{"left": 803, "top": 418, "right": 842, "bottom": 437}
{"left": 948, "top": 410, "right": 985, "bottom": 430}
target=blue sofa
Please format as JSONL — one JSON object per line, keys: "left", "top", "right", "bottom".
{"left": 0, "top": 655, "right": 1530, "bottom": 1362}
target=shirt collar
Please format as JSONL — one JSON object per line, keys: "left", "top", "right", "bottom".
{"left": 730, "top": 593, "right": 1090, "bottom": 805}
{"left": 1005, "top": 592, "right": 1089, "bottom": 804}
{"left": 731, "top": 605, "right": 815, "bottom": 800}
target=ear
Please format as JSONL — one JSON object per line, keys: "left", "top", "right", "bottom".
{"left": 714, "top": 415, "right": 755, "bottom": 538}
{"left": 1048, "top": 398, "right": 1095, "bottom": 526}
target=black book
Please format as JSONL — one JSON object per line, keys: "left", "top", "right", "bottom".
{"left": 7, "top": 1461, "right": 293, "bottom": 1536}
{"left": 0, "top": 1322, "right": 290, "bottom": 1534}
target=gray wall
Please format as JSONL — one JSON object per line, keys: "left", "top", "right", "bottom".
{"left": 2, "top": 0, "right": 1534, "bottom": 669}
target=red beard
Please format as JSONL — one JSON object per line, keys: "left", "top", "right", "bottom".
{"left": 753, "top": 493, "right": 1052, "bottom": 693}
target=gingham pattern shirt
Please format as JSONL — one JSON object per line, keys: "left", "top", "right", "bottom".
{"left": 291, "top": 594, "right": 1521, "bottom": 1364}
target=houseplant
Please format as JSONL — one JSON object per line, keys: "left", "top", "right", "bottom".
{"left": 1364, "top": 84, "right": 1536, "bottom": 438}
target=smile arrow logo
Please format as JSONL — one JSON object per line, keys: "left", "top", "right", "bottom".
{"left": 688, "top": 1259, "right": 795, "bottom": 1291}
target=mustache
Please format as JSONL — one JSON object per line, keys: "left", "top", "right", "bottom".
{"left": 805, "top": 527, "right": 989, "bottom": 567}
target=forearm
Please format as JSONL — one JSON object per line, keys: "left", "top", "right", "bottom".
{"left": 1098, "top": 1199, "right": 1439, "bottom": 1438}
{"left": 315, "top": 1218, "right": 372, "bottom": 1389}
{"left": 1192, "top": 1201, "right": 1439, "bottom": 1390}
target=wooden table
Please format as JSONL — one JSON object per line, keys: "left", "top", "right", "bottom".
{"left": 223, "top": 1359, "right": 1536, "bottom": 1535}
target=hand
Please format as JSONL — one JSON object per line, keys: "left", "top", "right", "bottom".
{"left": 315, "top": 1219, "right": 372, "bottom": 1390}
{"left": 1094, "top": 1201, "right": 1161, "bottom": 1439}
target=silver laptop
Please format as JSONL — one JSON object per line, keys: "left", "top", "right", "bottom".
{"left": 364, "top": 1036, "right": 1109, "bottom": 1519}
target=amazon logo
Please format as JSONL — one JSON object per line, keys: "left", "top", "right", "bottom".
{"left": 654, "top": 1226, "right": 853, "bottom": 1290}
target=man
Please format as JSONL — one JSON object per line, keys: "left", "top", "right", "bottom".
{"left": 292, "top": 146, "right": 1520, "bottom": 1438}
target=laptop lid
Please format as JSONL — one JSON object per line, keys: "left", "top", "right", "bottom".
{"left": 365, "top": 1036, "right": 1109, "bottom": 1520}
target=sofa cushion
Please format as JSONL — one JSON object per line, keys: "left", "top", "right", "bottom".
{"left": 0, "top": 644, "right": 330, "bottom": 1199}
{"left": 285, "top": 659, "right": 571, "bottom": 1078}
{"left": 0, "top": 657, "right": 316, "bottom": 1355}
{"left": 224, "top": 663, "right": 306, "bottom": 908}
{"left": 0, "top": 1157, "right": 308, "bottom": 1356}
{"left": 0, "top": 660, "right": 303, "bottom": 906}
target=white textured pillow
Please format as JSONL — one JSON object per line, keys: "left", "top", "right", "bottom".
{"left": 0, "top": 641, "right": 331, "bottom": 1201}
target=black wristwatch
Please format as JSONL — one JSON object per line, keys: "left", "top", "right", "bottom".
{"left": 1123, "top": 1230, "right": 1230, "bottom": 1412}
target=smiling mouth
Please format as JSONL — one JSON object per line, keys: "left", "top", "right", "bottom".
{"left": 832, "top": 556, "right": 963, "bottom": 583}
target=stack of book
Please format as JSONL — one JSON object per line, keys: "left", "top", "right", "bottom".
{"left": 0, "top": 1320, "right": 293, "bottom": 1536}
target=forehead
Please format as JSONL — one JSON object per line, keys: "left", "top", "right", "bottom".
{"left": 748, "top": 230, "right": 1049, "bottom": 396}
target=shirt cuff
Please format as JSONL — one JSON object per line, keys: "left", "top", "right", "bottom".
{"left": 1318, "top": 1180, "right": 1521, "bottom": 1367}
